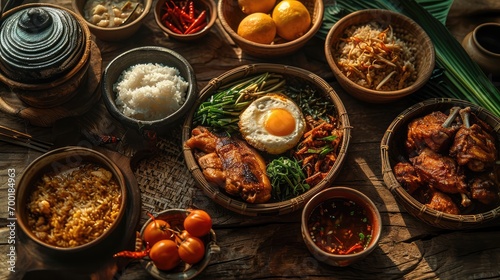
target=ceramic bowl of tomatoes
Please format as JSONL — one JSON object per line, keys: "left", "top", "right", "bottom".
{"left": 138, "top": 209, "right": 219, "bottom": 279}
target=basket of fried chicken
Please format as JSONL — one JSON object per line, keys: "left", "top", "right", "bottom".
{"left": 182, "top": 63, "right": 351, "bottom": 216}
{"left": 381, "top": 98, "right": 500, "bottom": 229}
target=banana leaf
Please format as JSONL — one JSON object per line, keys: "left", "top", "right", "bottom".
{"left": 318, "top": 0, "right": 500, "bottom": 117}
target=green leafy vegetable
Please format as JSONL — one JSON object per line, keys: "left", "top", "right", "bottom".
{"left": 284, "top": 83, "right": 336, "bottom": 122}
{"left": 319, "top": 0, "right": 500, "bottom": 117}
{"left": 193, "top": 73, "right": 286, "bottom": 132}
{"left": 266, "top": 157, "right": 310, "bottom": 201}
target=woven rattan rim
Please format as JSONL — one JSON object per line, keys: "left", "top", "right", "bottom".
{"left": 182, "top": 63, "right": 351, "bottom": 216}
{"left": 381, "top": 98, "right": 500, "bottom": 229}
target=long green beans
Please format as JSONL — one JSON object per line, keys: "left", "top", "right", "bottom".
{"left": 193, "top": 73, "right": 286, "bottom": 132}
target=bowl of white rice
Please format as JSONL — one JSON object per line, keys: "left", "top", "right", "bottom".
{"left": 102, "top": 46, "right": 197, "bottom": 132}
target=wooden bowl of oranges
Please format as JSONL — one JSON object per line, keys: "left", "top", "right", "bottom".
{"left": 217, "top": 0, "right": 324, "bottom": 58}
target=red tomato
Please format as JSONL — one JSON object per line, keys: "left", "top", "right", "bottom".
{"left": 183, "top": 209, "right": 212, "bottom": 237}
{"left": 149, "top": 239, "right": 180, "bottom": 271}
{"left": 143, "top": 218, "right": 174, "bottom": 246}
{"left": 178, "top": 236, "right": 205, "bottom": 264}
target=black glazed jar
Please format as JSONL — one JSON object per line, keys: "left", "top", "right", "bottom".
{"left": 0, "top": 3, "right": 91, "bottom": 108}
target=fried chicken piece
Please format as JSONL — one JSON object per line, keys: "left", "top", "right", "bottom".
{"left": 393, "top": 162, "right": 422, "bottom": 194}
{"left": 449, "top": 107, "right": 497, "bottom": 172}
{"left": 469, "top": 172, "right": 500, "bottom": 205}
{"left": 425, "top": 189, "right": 460, "bottom": 215}
{"left": 406, "top": 107, "right": 461, "bottom": 156}
{"left": 185, "top": 126, "right": 218, "bottom": 153}
{"left": 216, "top": 137, "right": 271, "bottom": 204}
{"left": 411, "top": 148, "right": 471, "bottom": 207}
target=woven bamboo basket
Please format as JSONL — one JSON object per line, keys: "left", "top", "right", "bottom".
{"left": 182, "top": 63, "right": 351, "bottom": 216}
{"left": 217, "top": 0, "right": 324, "bottom": 58}
{"left": 325, "top": 9, "right": 435, "bottom": 103}
{"left": 381, "top": 98, "right": 500, "bottom": 229}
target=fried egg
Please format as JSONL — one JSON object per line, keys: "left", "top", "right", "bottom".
{"left": 238, "top": 94, "right": 306, "bottom": 154}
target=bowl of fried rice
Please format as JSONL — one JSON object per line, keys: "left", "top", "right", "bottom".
{"left": 16, "top": 146, "right": 128, "bottom": 253}
{"left": 325, "top": 9, "right": 435, "bottom": 103}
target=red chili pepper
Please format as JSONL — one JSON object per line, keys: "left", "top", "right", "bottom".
{"left": 344, "top": 243, "right": 364, "bottom": 255}
{"left": 186, "top": 22, "right": 207, "bottom": 34}
{"left": 189, "top": 1, "right": 195, "bottom": 19}
{"left": 113, "top": 244, "right": 150, "bottom": 259}
{"left": 184, "top": 10, "right": 206, "bottom": 34}
{"left": 163, "top": 19, "right": 183, "bottom": 34}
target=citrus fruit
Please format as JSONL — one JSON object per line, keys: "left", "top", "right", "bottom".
{"left": 237, "top": 13, "right": 277, "bottom": 44}
{"left": 238, "top": 0, "right": 277, "bottom": 14}
{"left": 272, "top": 0, "right": 311, "bottom": 41}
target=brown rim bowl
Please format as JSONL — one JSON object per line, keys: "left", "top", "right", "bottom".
{"left": 301, "top": 187, "right": 382, "bottom": 267}
{"left": 16, "top": 146, "right": 128, "bottom": 254}
{"left": 154, "top": 0, "right": 217, "bottom": 41}
{"left": 72, "top": 0, "right": 152, "bottom": 42}
{"left": 217, "top": 0, "right": 324, "bottom": 58}
{"left": 0, "top": 3, "right": 92, "bottom": 108}
{"left": 325, "top": 9, "right": 435, "bottom": 103}
{"left": 381, "top": 98, "right": 500, "bottom": 230}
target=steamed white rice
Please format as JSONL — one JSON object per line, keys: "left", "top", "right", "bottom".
{"left": 114, "top": 63, "right": 188, "bottom": 121}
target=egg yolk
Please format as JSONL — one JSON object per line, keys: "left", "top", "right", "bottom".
{"left": 264, "top": 108, "right": 296, "bottom": 136}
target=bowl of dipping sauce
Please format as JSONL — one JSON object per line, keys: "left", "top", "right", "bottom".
{"left": 301, "top": 186, "right": 382, "bottom": 267}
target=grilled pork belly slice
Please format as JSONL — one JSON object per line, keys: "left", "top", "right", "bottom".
{"left": 186, "top": 126, "right": 272, "bottom": 203}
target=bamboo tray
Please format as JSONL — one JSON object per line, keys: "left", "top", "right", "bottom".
{"left": 381, "top": 98, "right": 500, "bottom": 230}
{"left": 182, "top": 63, "right": 351, "bottom": 216}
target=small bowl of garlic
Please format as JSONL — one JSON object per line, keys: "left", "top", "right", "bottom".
{"left": 73, "top": 0, "right": 152, "bottom": 42}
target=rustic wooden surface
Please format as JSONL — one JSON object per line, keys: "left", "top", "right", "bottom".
{"left": 1, "top": 0, "right": 500, "bottom": 279}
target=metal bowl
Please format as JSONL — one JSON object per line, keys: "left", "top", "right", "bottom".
{"left": 102, "top": 46, "right": 197, "bottom": 133}
{"left": 139, "top": 209, "right": 219, "bottom": 279}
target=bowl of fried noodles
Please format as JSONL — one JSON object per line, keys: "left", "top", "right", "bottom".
{"left": 325, "top": 9, "right": 435, "bottom": 103}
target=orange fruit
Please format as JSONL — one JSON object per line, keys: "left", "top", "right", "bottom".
{"left": 237, "top": 13, "right": 277, "bottom": 44}
{"left": 272, "top": 0, "right": 311, "bottom": 41}
{"left": 238, "top": 0, "right": 277, "bottom": 14}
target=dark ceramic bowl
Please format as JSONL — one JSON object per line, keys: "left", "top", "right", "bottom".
{"left": 139, "top": 209, "right": 220, "bottom": 279}
{"left": 16, "top": 146, "right": 128, "bottom": 253}
{"left": 301, "top": 187, "right": 382, "bottom": 267}
{"left": 102, "top": 46, "right": 197, "bottom": 133}
{"left": 73, "top": 0, "right": 153, "bottom": 42}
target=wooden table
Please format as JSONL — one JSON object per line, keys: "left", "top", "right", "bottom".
{"left": 2, "top": 0, "right": 500, "bottom": 279}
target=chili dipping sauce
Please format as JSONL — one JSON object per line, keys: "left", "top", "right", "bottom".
{"left": 307, "top": 198, "right": 373, "bottom": 255}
